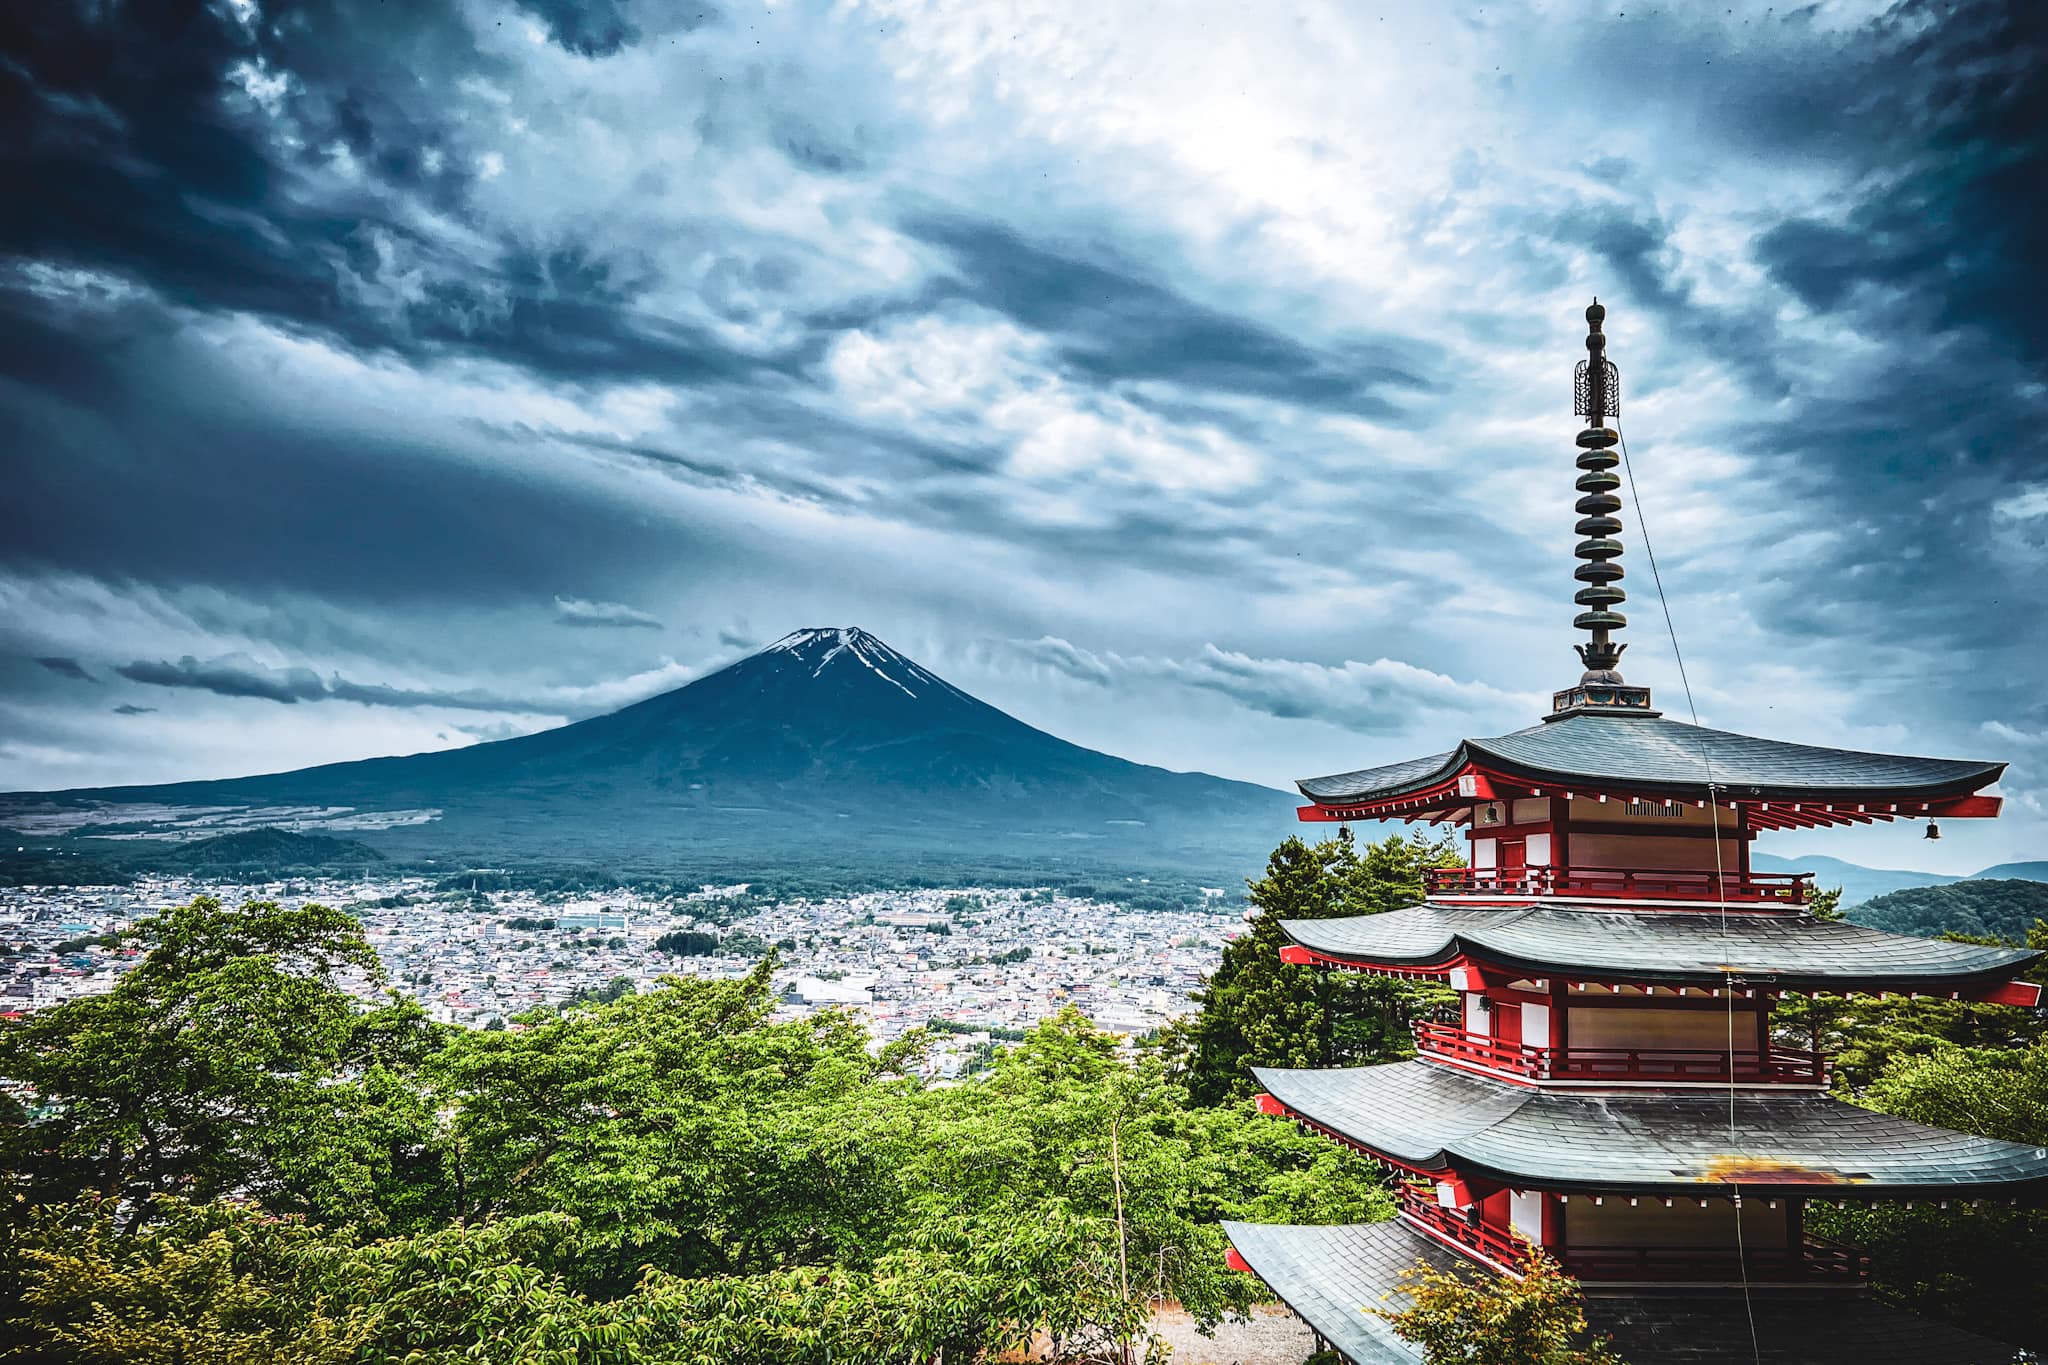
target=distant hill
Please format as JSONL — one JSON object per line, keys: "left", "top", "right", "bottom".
{"left": 1848, "top": 879, "right": 2048, "bottom": 943}
{"left": 0, "top": 628, "right": 1300, "bottom": 884}
{"left": 1751, "top": 854, "right": 2048, "bottom": 908}
{"left": 1975, "top": 861, "right": 2048, "bottom": 883}
{"left": 157, "top": 828, "right": 385, "bottom": 871}
{"left": 1750, "top": 853, "right": 1956, "bottom": 908}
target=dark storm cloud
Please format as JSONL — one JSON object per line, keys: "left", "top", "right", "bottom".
{"left": 0, "top": 0, "right": 759, "bottom": 389}
{"left": 1714, "top": 2, "right": 2048, "bottom": 680}
{"left": 512, "top": 0, "right": 642, "bottom": 57}
{"left": 110, "top": 704, "right": 156, "bottom": 715}
{"left": 554, "top": 596, "right": 663, "bottom": 629}
{"left": 1753, "top": 3, "right": 2048, "bottom": 370}
{"left": 0, "top": 287, "right": 719, "bottom": 605}
{"left": 0, "top": 0, "right": 2040, "bottom": 861}
{"left": 1543, "top": 201, "right": 1785, "bottom": 397}
{"left": 118, "top": 653, "right": 553, "bottom": 713}
{"left": 118, "top": 655, "right": 326, "bottom": 704}
{"left": 903, "top": 213, "right": 1436, "bottom": 419}
{"left": 35, "top": 656, "right": 92, "bottom": 682}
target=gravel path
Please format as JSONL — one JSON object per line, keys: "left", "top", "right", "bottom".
{"left": 1146, "top": 1302, "right": 1315, "bottom": 1365}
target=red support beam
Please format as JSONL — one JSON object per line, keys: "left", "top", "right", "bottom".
{"left": 1971, "top": 979, "right": 2045, "bottom": 1008}
{"left": 1929, "top": 794, "right": 2002, "bottom": 820}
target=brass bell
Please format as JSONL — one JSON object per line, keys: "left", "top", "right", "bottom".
{"left": 1924, "top": 821, "right": 1942, "bottom": 841}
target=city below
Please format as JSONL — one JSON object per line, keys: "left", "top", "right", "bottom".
{"left": 1, "top": 876, "right": 1242, "bottom": 1080}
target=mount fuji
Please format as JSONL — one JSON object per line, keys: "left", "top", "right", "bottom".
{"left": 5, "top": 629, "right": 1302, "bottom": 878}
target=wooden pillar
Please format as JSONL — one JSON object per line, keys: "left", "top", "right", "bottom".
{"left": 1735, "top": 803, "right": 1751, "bottom": 885}
{"left": 1552, "top": 795, "right": 1570, "bottom": 874}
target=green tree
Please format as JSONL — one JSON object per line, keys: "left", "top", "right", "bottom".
{"left": 1809, "top": 1038, "right": 2048, "bottom": 1353}
{"left": 1775, "top": 918, "right": 2048, "bottom": 1091}
{"left": 900, "top": 1007, "right": 1391, "bottom": 1353}
{"left": 0, "top": 896, "right": 384, "bottom": 1228}
{"left": 1377, "top": 1242, "right": 1619, "bottom": 1364}
{"left": 1162, "top": 829, "right": 1459, "bottom": 1105}
{"left": 2, "top": 1196, "right": 367, "bottom": 1365}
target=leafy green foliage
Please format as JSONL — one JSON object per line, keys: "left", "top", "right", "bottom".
{"left": 1863, "top": 1035, "right": 2048, "bottom": 1145}
{"left": 1805, "top": 951, "right": 2048, "bottom": 1354}
{"left": 651, "top": 928, "right": 719, "bottom": 955}
{"left": 1850, "top": 879, "right": 2048, "bottom": 942}
{"left": 1160, "top": 829, "right": 1461, "bottom": 1105}
{"left": 0, "top": 893, "right": 1392, "bottom": 1362}
{"left": 0, "top": 896, "right": 387, "bottom": 1225}
{"left": 3, "top": 1196, "right": 366, "bottom": 1365}
{"left": 1377, "top": 1240, "right": 1619, "bottom": 1364}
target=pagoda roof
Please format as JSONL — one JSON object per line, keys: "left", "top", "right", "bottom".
{"left": 1222, "top": 1219, "right": 2023, "bottom": 1365}
{"left": 1279, "top": 904, "right": 2043, "bottom": 994}
{"left": 1253, "top": 1060, "right": 2048, "bottom": 1196}
{"left": 1299, "top": 712, "right": 2004, "bottom": 806}
{"left": 1221, "top": 1219, "right": 1453, "bottom": 1364}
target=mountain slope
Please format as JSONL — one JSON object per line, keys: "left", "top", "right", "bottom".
{"left": 1848, "top": 879, "right": 2048, "bottom": 942}
{"left": 4, "top": 629, "right": 1299, "bottom": 873}
{"left": 158, "top": 828, "right": 385, "bottom": 871}
{"left": 1751, "top": 854, "right": 2048, "bottom": 908}
{"left": 1975, "top": 861, "right": 2048, "bottom": 884}
{"left": 1750, "top": 853, "right": 1959, "bottom": 907}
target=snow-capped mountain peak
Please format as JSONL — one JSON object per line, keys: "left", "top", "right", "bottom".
{"left": 761, "top": 627, "right": 943, "bottom": 700}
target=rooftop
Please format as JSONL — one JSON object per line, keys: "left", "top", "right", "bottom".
{"left": 1253, "top": 1060, "right": 2048, "bottom": 1196}
{"left": 1299, "top": 712, "right": 2004, "bottom": 809}
{"left": 1278, "top": 903, "right": 2042, "bottom": 995}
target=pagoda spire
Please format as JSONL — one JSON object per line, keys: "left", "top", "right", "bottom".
{"left": 1551, "top": 300, "right": 1655, "bottom": 718}
{"left": 1572, "top": 300, "right": 1625, "bottom": 676}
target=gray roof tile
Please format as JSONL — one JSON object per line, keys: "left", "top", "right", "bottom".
{"left": 1280, "top": 905, "right": 2041, "bottom": 992}
{"left": 1299, "top": 713, "right": 2004, "bottom": 804}
{"left": 1253, "top": 1061, "right": 2048, "bottom": 1195}
{"left": 1220, "top": 1219, "right": 1450, "bottom": 1364}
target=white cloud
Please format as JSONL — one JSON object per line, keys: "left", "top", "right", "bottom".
{"left": 825, "top": 309, "right": 1263, "bottom": 498}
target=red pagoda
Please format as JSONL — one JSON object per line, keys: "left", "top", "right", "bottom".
{"left": 1222, "top": 303, "right": 2048, "bottom": 1364}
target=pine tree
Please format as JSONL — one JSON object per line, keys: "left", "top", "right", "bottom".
{"left": 1162, "top": 828, "right": 1460, "bottom": 1106}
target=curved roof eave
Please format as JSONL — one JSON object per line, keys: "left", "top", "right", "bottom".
{"left": 1277, "top": 907, "right": 2044, "bottom": 993}
{"left": 1254, "top": 1061, "right": 2048, "bottom": 1197}
{"left": 1297, "top": 715, "right": 2006, "bottom": 807}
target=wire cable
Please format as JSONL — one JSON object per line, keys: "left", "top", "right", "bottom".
{"left": 1616, "top": 423, "right": 1763, "bottom": 1365}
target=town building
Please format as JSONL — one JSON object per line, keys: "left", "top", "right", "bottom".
{"left": 1223, "top": 303, "right": 2048, "bottom": 1364}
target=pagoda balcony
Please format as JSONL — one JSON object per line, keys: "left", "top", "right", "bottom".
{"left": 1398, "top": 1196, "right": 1867, "bottom": 1285}
{"left": 1412, "top": 1021, "right": 1829, "bottom": 1087}
{"left": 1424, "top": 864, "right": 1813, "bottom": 905}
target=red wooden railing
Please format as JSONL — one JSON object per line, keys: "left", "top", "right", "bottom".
{"left": 1425, "top": 865, "right": 1812, "bottom": 904}
{"left": 1400, "top": 1191, "right": 1867, "bottom": 1284}
{"left": 1398, "top": 1194, "right": 1531, "bottom": 1269}
{"left": 1412, "top": 1021, "right": 1828, "bottom": 1085}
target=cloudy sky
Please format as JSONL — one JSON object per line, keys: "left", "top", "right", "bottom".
{"left": 2, "top": 0, "right": 2043, "bottom": 872}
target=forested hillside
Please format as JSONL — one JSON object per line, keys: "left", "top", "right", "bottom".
{"left": 1849, "top": 878, "right": 2048, "bottom": 941}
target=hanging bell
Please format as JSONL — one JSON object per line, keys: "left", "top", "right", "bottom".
{"left": 1924, "top": 821, "right": 1942, "bottom": 841}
